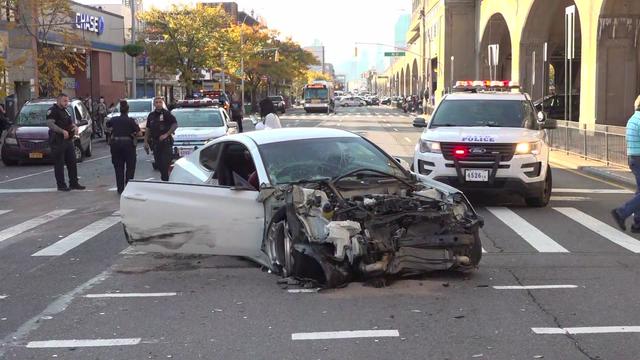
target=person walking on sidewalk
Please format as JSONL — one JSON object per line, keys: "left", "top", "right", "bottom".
{"left": 107, "top": 100, "right": 141, "bottom": 194}
{"left": 230, "top": 93, "right": 244, "bottom": 133}
{"left": 612, "top": 95, "right": 640, "bottom": 232}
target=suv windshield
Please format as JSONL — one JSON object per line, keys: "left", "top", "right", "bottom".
{"left": 269, "top": 96, "right": 283, "bottom": 102}
{"left": 259, "top": 137, "right": 407, "bottom": 185}
{"left": 17, "top": 104, "right": 72, "bottom": 126}
{"left": 304, "top": 88, "right": 328, "bottom": 99}
{"left": 430, "top": 99, "right": 538, "bottom": 129}
{"left": 115, "top": 101, "right": 152, "bottom": 113}
{"left": 173, "top": 110, "right": 223, "bottom": 127}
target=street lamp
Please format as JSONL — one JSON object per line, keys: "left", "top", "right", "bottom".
{"left": 239, "top": 14, "right": 250, "bottom": 115}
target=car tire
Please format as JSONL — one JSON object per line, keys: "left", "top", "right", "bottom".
{"left": 2, "top": 157, "right": 17, "bottom": 166}
{"left": 85, "top": 139, "right": 92, "bottom": 157}
{"left": 74, "top": 142, "right": 85, "bottom": 163}
{"left": 525, "top": 166, "right": 552, "bottom": 207}
{"left": 469, "top": 230, "right": 482, "bottom": 267}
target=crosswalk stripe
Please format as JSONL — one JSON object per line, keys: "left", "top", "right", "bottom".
{"left": 0, "top": 210, "right": 12, "bottom": 216}
{"left": 553, "top": 188, "right": 632, "bottom": 194}
{"left": 32, "top": 215, "right": 121, "bottom": 256}
{"left": 554, "top": 207, "right": 640, "bottom": 253}
{"left": 0, "top": 210, "right": 74, "bottom": 244}
{"left": 487, "top": 207, "right": 568, "bottom": 252}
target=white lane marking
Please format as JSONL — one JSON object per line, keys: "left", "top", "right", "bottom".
{"left": 554, "top": 207, "right": 640, "bottom": 253}
{"left": 291, "top": 330, "right": 400, "bottom": 340}
{"left": 0, "top": 154, "right": 114, "bottom": 185}
{"left": 108, "top": 187, "right": 117, "bottom": 192}
{"left": 493, "top": 285, "right": 578, "bottom": 290}
{"left": 32, "top": 216, "right": 121, "bottom": 256}
{"left": 84, "top": 292, "right": 177, "bottom": 298}
{"left": 532, "top": 326, "right": 640, "bottom": 335}
{"left": 550, "top": 196, "right": 590, "bottom": 201}
{"left": 0, "top": 295, "right": 7, "bottom": 299}
{"left": 119, "top": 246, "right": 147, "bottom": 255}
{"left": 393, "top": 128, "right": 399, "bottom": 132}
{"left": 487, "top": 207, "right": 568, "bottom": 253}
{"left": 0, "top": 270, "right": 111, "bottom": 357}
{"left": 26, "top": 338, "right": 142, "bottom": 348}
{"left": 0, "top": 210, "right": 74, "bottom": 244}
{"left": 552, "top": 188, "right": 632, "bottom": 194}
{"left": 287, "top": 288, "right": 320, "bottom": 294}
{"left": 0, "top": 188, "right": 58, "bottom": 193}
{"left": 404, "top": 137, "right": 412, "bottom": 143}
{"left": 0, "top": 210, "right": 12, "bottom": 216}
{"left": 144, "top": 177, "right": 155, "bottom": 181}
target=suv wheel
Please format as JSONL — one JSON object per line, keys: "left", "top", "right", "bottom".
{"left": 525, "top": 166, "right": 552, "bottom": 207}
{"left": 85, "top": 139, "right": 93, "bottom": 157}
{"left": 74, "top": 142, "right": 85, "bottom": 163}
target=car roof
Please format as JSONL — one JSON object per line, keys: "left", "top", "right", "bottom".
{"left": 26, "top": 99, "right": 82, "bottom": 105}
{"left": 172, "top": 107, "right": 221, "bottom": 112}
{"left": 444, "top": 92, "right": 528, "bottom": 101}
{"left": 231, "top": 127, "right": 360, "bottom": 145}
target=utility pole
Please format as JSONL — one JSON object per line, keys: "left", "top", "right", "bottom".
{"left": 130, "top": 0, "right": 137, "bottom": 99}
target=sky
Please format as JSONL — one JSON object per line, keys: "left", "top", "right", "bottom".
{"left": 78, "top": 0, "right": 411, "bottom": 80}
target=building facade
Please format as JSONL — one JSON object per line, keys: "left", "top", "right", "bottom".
{"left": 384, "top": 0, "right": 640, "bottom": 126}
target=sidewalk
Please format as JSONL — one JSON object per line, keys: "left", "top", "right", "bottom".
{"left": 549, "top": 150, "right": 636, "bottom": 188}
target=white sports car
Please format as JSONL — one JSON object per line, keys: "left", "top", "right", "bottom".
{"left": 120, "top": 128, "right": 483, "bottom": 288}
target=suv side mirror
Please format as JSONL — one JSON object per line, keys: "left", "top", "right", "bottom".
{"left": 413, "top": 117, "right": 427, "bottom": 128}
{"left": 537, "top": 111, "right": 546, "bottom": 123}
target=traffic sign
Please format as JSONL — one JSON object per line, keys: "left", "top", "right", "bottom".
{"left": 384, "top": 52, "right": 405, "bottom": 57}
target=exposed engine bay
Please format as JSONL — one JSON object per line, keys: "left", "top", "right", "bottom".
{"left": 263, "top": 176, "right": 483, "bottom": 288}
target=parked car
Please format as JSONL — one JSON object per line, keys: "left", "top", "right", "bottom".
{"left": 120, "top": 128, "right": 482, "bottom": 288}
{"left": 105, "top": 98, "right": 156, "bottom": 142}
{"left": 533, "top": 94, "right": 580, "bottom": 121}
{"left": 338, "top": 96, "right": 366, "bottom": 107}
{"left": 268, "top": 96, "right": 286, "bottom": 114}
{"left": 370, "top": 97, "right": 380, "bottom": 105}
{"left": 2, "top": 99, "right": 93, "bottom": 166}
{"left": 381, "top": 97, "right": 391, "bottom": 105}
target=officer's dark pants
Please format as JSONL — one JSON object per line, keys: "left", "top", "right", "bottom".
{"left": 233, "top": 116, "right": 243, "bottom": 133}
{"left": 51, "top": 141, "right": 78, "bottom": 188}
{"left": 153, "top": 141, "right": 173, "bottom": 181}
{"left": 111, "top": 140, "right": 137, "bottom": 194}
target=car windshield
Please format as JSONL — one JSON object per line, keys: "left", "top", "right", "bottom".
{"left": 259, "top": 137, "right": 407, "bottom": 185}
{"left": 115, "top": 101, "right": 152, "bottom": 114}
{"left": 173, "top": 110, "right": 224, "bottom": 127}
{"left": 269, "top": 96, "right": 283, "bottom": 101}
{"left": 430, "top": 99, "right": 538, "bottom": 129}
{"left": 16, "top": 104, "right": 72, "bottom": 126}
{"left": 304, "top": 88, "right": 328, "bottom": 99}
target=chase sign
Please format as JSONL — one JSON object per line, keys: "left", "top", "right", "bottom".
{"left": 75, "top": 13, "right": 105, "bottom": 35}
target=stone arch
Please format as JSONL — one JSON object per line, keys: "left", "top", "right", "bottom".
{"left": 400, "top": 68, "right": 405, "bottom": 97}
{"left": 412, "top": 59, "right": 420, "bottom": 95}
{"left": 596, "top": 0, "right": 640, "bottom": 125}
{"left": 405, "top": 63, "right": 411, "bottom": 96}
{"left": 479, "top": 13, "right": 513, "bottom": 81}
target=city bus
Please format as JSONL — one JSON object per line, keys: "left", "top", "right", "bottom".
{"left": 303, "top": 81, "right": 334, "bottom": 114}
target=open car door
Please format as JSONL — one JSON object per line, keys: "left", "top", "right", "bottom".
{"left": 120, "top": 181, "right": 265, "bottom": 262}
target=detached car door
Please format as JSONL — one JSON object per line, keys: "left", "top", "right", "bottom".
{"left": 120, "top": 141, "right": 266, "bottom": 259}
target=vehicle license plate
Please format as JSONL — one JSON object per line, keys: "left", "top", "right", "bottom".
{"left": 465, "top": 169, "right": 489, "bottom": 182}
{"left": 178, "top": 148, "right": 192, "bottom": 157}
{"left": 29, "top": 152, "right": 43, "bottom": 159}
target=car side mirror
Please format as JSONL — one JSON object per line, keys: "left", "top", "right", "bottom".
{"left": 413, "top": 117, "right": 427, "bottom": 128}
{"left": 393, "top": 157, "right": 411, "bottom": 171}
{"left": 77, "top": 119, "right": 89, "bottom": 126}
{"left": 537, "top": 111, "right": 546, "bottom": 123}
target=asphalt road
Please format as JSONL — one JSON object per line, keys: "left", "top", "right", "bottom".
{"left": 1, "top": 106, "right": 639, "bottom": 359}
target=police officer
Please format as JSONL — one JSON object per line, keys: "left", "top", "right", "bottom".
{"left": 107, "top": 100, "right": 141, "bottom": 194}
{"left": 46, "top": 93, "right": 86, "bottom": 191}
{"left": 144, "top": 97, "right": 177, "bottom": 181}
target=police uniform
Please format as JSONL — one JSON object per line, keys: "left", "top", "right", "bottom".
{"left": 47, "top": 104, "right": 80, "bottom": 190}
{"left": 107, "top": 115, "right": 140, "bottom": 194}
{"left": 146, "top": 109, "right": 177, "bottom": 181}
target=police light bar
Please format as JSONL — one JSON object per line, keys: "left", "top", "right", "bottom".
{"left": 176, "top": 98, "right": 220, "bottom": 107}
{"left": 454, "top": 80, "right": 520, "bottom": 89}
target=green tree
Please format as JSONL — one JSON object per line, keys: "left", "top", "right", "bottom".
{"left": 140, "top": 4, "right": 232, "bottom": 97}
{"left": 12, "top": 0, "right": 86, "bottom": 97}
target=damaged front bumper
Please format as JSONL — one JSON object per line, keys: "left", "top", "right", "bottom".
{"left": 263, "top": 180, "right": 483, "bottom": 288}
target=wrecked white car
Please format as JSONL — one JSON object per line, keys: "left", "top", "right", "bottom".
{"left": 120, "top": 128, "right": 483, "bottom": 288}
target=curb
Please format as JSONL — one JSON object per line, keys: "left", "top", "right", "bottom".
{"left": 550, "top": 158, "right": 635, "bottom": 188}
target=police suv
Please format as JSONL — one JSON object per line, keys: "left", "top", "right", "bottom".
{"left": 412, "top": 81, "right": 557, "bottom": 207}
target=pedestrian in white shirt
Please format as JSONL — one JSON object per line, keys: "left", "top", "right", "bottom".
{"left": 255, "top": 98, "right": 282, "bottom": 130}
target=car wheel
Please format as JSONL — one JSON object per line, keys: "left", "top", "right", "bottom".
{"left": 265, "top": 207, "right": 294, "bottom": 277}
{"left": 74, "top": 142, "right": 85, "bottom": 163}
{"left": 2, "top": 156, "right": 17, "bottom": 166}
{"left": 85, "top": 139, "right": 92, "bottom": 157}
{"left": 525, "top": 166, "right": 552, "bottom": 207}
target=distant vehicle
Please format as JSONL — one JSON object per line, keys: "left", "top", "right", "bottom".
{"left": 268, "top": 96, "right": 286, "bottom": 114}
{"left": 105, "top": 98, "right": 155, "bottom": 141}
{"left": 381, "top": 97, "right": 391, "bottom": 105}
{"left": 2, "top": 98, "right": 93, "bottom": 165}
{"left": 533, "top": 94, "right": 580, "bottom": 121}
{"left": 338, "top": 96, "right": 366, "bottom": 107}
{"left": 303, "top": 81, "right": 335, "bottom": 114}
{"left": 370, "top": 97, "right": 380, "bottom": 105}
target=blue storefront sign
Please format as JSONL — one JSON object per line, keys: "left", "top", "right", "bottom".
{"left": 75, "top": 13, "right": 105, "bottom": 36}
